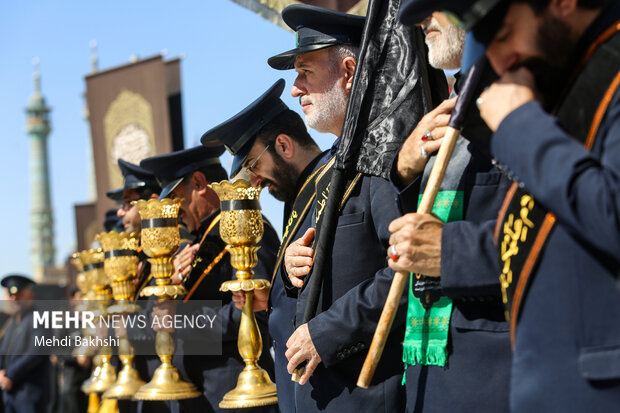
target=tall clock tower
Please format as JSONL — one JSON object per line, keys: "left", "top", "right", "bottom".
{"left": 26, "top": 59, "right": 55, "bottom": 281}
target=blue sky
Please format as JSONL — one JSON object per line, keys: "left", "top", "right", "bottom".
{"left": 0, "top": 1, "right": 337, "bottom": 277}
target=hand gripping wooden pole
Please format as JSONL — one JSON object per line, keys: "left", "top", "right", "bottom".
{"left": 356, "top": 57, "right": 489, "bottom": 389}
{"left": 357, "top": 126, "right": 461, "bottom": 388}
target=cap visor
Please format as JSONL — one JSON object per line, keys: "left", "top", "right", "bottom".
{"left": 106, "top": 188, "right": 124, "bottom": 202}
{"left": 158, "top": 177, "right": 184, "bottom": 200}
{"left": 230, "top": 141, "right": 253, "bottom": 177}
{"left": 397, "top": 0, "right": 436, "bottom": 25}
{"left": 268, "top": 44, "right": 335, "bottom": 70}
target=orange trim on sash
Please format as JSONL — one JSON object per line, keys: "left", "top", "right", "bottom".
{"left": 579, "top": 21, "right": 620, "bottom": 69}
{"left": 508, "top": 24, "right": 620, "bottom": 347}
{"left": 585, "top": 71, "right": 620, "bottom": 149}
{"left": 494, "top": 182, "right": 519, "bottom": 242}
{"left": 184, "top": 246, "right": 228, "bottom": 302}
{"left": 198, "top": 213, "right": 221, "bottom": 246}
{"left": 510, "top": 213, "right": 556, "bottom": 348}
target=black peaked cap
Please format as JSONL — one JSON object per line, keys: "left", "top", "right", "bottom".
{"left": 200, "top": 79, "right": 288, "bottom": 177}
{"left": 106, "top": 158, "right": 161, "bottom": 201}
{"left": 268, "top": 4, "right": 365, "bottom": 70}
{"left": 140, "top": 145, "right": 226, "bottom": 199}
{"left": 1, "top": 274, "right": 35, "bottom": 295}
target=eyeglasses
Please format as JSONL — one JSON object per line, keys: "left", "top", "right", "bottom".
{"left": 246, "top": 144, "right": 270, "bottom": 177}
{"left": 119, "top": 197, "right": 140, "bottom": 211}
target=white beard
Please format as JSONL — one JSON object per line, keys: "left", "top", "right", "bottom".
{"left": 305, "top": 75, "right": 348, "bottom": 134}
{"left": 426, "top": 23, "right": 465, "bottom": 70}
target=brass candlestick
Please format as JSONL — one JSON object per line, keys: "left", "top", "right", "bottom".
{"left": 96, "top": 231, "right": 147, "bottom": 400}
{"left": 132, "top": 198, "right": 201, "bottom": 401}
{"left": 74, "top": 249, "right": 117, "bottom": 394}
{"left": 70, "top": 256, "right": 96, "bottom": 357}
{"left": 210, "top": 180, "right": 277, "bottom": 409}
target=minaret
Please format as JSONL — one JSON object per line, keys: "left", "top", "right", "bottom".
{"left": 25, "top": 58, "right": 55, "bottom": 281}
{"left": 83, "top": 40, "right": 98, "bottom": 201}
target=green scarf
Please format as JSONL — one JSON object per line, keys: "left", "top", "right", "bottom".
{"left": 402, "top": 190, "right": 463, "bottom": 382}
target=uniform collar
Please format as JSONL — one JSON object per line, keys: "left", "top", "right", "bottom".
{"left": 574, "top": 2, "right": 620, "bottom": 67}
{"left": 295, "top": 152, "right": 326, "bottom": 195}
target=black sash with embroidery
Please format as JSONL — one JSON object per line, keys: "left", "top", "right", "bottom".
{"left": 497, "top": 28, "right": 620, "bottom": 341}
{"left": 312, "top": 164, "right": 363, "bottom": 258}
{"left": 270, "top": 159, "right": 334, "bottom": 286}
{"left": 270, "top": 156, "right": 362, "bottom": 290}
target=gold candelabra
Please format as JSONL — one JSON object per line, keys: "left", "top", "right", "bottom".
{"left": 70, "top": 257, "right": 95, "bottom": 357}
{"left": 132, "top": 198, "right": 201, "bottom": 401}
{"left": 96, "top": 231, "right": 147, "bottom": 400}
{"left": 210, "top": 179, "right": 277, "bottom": 409}
{"left": 73, "top": 249, "right": 116, "bottom": 395}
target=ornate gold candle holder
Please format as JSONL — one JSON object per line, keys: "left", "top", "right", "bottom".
{"left": 70, "top": 256, "right": 95, "bottom": 358}
{"left": 74, "top": 249, "right": 117, "bottom": 395}
{"left": 96, "top": 231, "right": 146, "bottom": 400}
{"left": 132, "top": 198, "right": 200, "bottom": 401}
{"left": 210, "top": 180, "right": 277, "bottom": 409}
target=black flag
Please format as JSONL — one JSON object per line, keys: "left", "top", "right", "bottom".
{"left": 302, "top": 0, "right": 448, "bottom": 323}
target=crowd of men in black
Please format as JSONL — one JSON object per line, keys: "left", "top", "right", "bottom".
{"left": 1, "top": 0, "right": 619, "bottom": 411}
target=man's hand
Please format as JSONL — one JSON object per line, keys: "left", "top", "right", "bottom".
{"left": 396, "top": 97, "right": 456, "bottom": 186}
{"left": 284, "top": 228, "right": 315, "bottom": 288}
{"left": 388, "top": 213, "right": 444, "bottom": 277}
{"left": 172, "top": 244, "right": 200, "bottom": 284}
{"left": 0, "top": 370, "right": 12, "bottom": 391}
{"left": 478, "top": 67, "right": 536, "bottom": 132}
{"left": 151, "top": 301, "right": 178, "bottom": 333}
{"left": 133, "top": 261, "right": 144, "bottom": 288}
{"left": 76, "top": 355, "right": 91, "bottom": 369}
{"left": 0, "top": 377, "right": 12, "bottom": 392}
{"left": 285, "top": 324, "right": 321, "bottom": 385}
{"left": 231, "top": 287, "right": 270, "bottom": 312}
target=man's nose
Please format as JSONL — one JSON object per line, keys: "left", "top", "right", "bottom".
{"left": 291, "top": 80, "right": 305, "bottom": 98}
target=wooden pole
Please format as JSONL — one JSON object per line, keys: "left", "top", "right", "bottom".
{"left": 357, "top": 126, "right": 461, "bottom": 388}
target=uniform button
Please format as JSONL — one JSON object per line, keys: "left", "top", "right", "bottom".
{"left": 273, "top": 340, "right": 277, "bottom": 349}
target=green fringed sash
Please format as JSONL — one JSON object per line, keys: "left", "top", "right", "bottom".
{"left": 402, "top": 190, "right": 463, "bottom": 383}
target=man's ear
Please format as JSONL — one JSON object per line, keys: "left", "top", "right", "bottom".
{"left": 191, "top": 171, "right": 209, "bottom": 195}
{"left": 343, "top": 56, "right": 356, "bottom": 92}
{"left": 274, "top": 134, "right": 295, "bottom": 161}
{"left": 149, "top": 193, "right": 159, "bottom": 199}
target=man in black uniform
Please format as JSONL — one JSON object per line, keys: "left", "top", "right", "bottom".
{"left": 141, "top": 145, "right": 279, "bottom": 413}
{"left": 270, "top": 4, "right": 430, "bottom": 412}
{"left": 200, "top": 78, "right": 323, "bottom": 411}
{"left": 0, "top": 275, "right": 52, "bottom": 413}
{"left": 399, "top": 0, "right": 620, "bottom": 410}
{"left": 107, "top": 158, "right": 161, "bottom": 235}
{"left": 106, "top": 158, "right": 170, "bottom": 413}
{"left": 387, "top": 9, "right": 512, "bottom": 412}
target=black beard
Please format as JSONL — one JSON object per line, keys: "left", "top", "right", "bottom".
{"left": 264, "top": 151, "right": 299, "bottom": 203}
{"left": 512, "top": 13, "right": 575, "bottom": 110}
